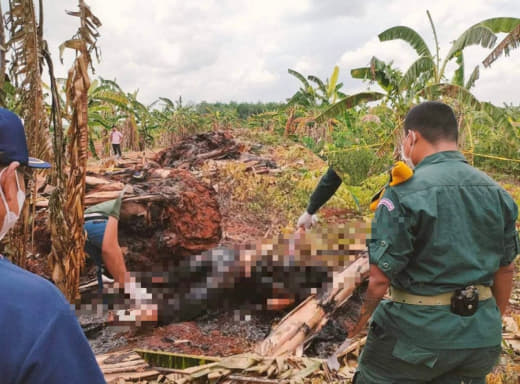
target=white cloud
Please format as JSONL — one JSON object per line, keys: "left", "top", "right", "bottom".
{"left": 0, "top": 0, "right": 519, "bottom": 105}
{"left": 338, "top": 37, "right": 417, "bottom": 73}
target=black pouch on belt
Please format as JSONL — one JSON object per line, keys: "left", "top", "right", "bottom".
{"left": 450, "top": 285, "right": 479, "bottom": 316}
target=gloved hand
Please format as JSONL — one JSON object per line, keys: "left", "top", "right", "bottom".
{"left": 297, "top": 211, "right": 318, "bottom": 230}
{"left": 110, "top": 279, "right": 158, "bottom": 325}
{"left": 124, "top": 279, "right": 153, "bottom": 305}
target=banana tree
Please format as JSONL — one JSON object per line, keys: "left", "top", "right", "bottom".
{"left": 50, "top": 0, "right": 102, "bottom": 301}
{"left": 379, "top": 11, "right": 520, "bottom": 90}
{"left": 475, "top": 102, "right": 520, "bottom": 168}
{"left": 86, "top": 78, "right": 131, "bottom": 157}
{"left": 483, "top": 23, "right": 520, "bottom": 67}
{"left": 307, "top": 66, "right": 346, "bottom": 105}
{"left": 127, "top": 91, "right": 157, "bottom": 150}
{"left": 349, "top": 56, "right": 416, "bottom": 159}
{"left": 287, "top": 68, "right": 317, "bottom": 107}
{"left": 288, "top": 67, "right": 346, "bottom": 107}
{"left": 3, "top": 0, "right": 51, "bottom": 267}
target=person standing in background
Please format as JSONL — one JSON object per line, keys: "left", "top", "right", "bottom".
{"left": 110, "top": 126, "right": 123, "bottom": 158}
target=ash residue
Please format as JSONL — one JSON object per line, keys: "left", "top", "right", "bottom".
{"left": 79, "top": 313, "right": 129, "bottom": 354}
{"left": 196, "top": 310, "right": 279, "bottom": 343}
{"left": 80, "top": 283, "right": 366, "bottom": 357}
{"left": 306, "top": 283, "right": 366, "bottom": 358}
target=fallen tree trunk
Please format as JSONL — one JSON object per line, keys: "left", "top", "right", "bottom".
{"left": 255, "top": 254, "right": 370, "bottom": 356}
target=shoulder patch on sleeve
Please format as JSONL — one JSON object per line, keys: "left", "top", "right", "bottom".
{"left": 378, "top": 197, "right": 395, "bottom": 211}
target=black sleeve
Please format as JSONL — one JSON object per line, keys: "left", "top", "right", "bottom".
{"left": 306, "top": 167, "right": 343, "bottom": 214}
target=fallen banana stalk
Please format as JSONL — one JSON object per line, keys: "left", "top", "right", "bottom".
{"left": 255, "top": 254, "right": 370, "bottom": 357}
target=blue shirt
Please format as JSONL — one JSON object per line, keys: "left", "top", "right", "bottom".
{"left": 0, "top": 257, "right": 105, "bottom": 383}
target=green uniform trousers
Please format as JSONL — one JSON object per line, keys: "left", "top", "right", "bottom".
{"left": 354, "top": 322, "right": 501, "bottom": 384}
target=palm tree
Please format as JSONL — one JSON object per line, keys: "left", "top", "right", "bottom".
{"left": 375, "top": 13, "right": 520, "bottom": 160}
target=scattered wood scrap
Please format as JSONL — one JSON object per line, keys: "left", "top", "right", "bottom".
{"left": 97, "top": 350, "right": 160, "bottom": 383}
{"left": 155, "top": 131, "right": 244, "bottom": 169}
{"left": 240, "top": 154, "right": 278, "bottom": 175}
{"left": 134, "top": 353, "right": 342, "bottom": 384}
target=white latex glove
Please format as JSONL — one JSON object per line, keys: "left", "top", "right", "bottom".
{"left": 114, "top": 305, "right": 157, "bottom": 325}
{"left": 111, "top": 279, "right": 157, "bottom": 325}
{"left": 124, "top": 279, "right": 153, "bottom": 305}
{"left": 297, "top": 211, "right": 318, "bottom": 230}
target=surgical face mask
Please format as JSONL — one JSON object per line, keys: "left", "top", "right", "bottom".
{"left": 0, "top": 168, "right": 25, "bottom": 240}
{"left": 400, "top": 131, "right": 416, "bottom": 169}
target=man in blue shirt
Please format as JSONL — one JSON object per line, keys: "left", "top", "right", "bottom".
{"left": 0, "top": 108, "right": 105, "bottom": 383}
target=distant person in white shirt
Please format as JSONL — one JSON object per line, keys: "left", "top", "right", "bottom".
{"left": 110, "top": 126, "right": 123, "bottom": 158}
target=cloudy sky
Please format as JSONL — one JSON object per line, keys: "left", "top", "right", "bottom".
{"left": 24, "top": 0, "right": 520, "bottom": 105}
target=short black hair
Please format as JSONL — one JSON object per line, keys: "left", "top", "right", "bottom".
{"left": 404, "top": 101, "right": 458, "bottom": 143}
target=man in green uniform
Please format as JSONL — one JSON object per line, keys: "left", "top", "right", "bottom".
{"left": 348, "top": 101, "right": 517, "bottom": 383}
{"left": 299, "top": 101, "right": 518, "bottom": 382}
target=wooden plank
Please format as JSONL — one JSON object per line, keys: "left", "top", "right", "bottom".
{"left": 97, "top": 350, "right": 159, "bottom": 383}
{"left": 86, "top": 175, "right": 112, "bottom": 186}
{"left": 100, "top": 358, "right": 150, "bottom": 370}
{"left": 102, "top": 362, "right": 149, "bottom": 374}
{"left": 96, "top": 351, "right": 142, "bottom": 365}
{"left": 104, "top": 370, "right": 160, "bottom": 383}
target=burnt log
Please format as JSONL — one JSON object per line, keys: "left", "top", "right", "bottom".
{"left": 155, "top": 131, "right": 243, "bottom": 169}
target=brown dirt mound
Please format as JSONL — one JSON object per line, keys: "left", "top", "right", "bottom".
{"left": 118, "top": 167, "right": 222, "bottom": 269}
{"left": 33, "top": 167, "right": 222, "bottom": 273}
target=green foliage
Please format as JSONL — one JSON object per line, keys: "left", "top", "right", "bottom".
{"left": 288, "top": 67, "right": 346, "bottom": 107}
{"left": 483, "top": 23, "right": 520, "bottom": 67}
{"left": 501, "top": 182, "right": 520, "bottom": 208}
{"left": 326, "top": 146, "right": 391, "bottom": 186}
{"left": 446, "top": 17, "right": 520, "bottom": 62}
{"left": 378, "top": 26, "right": 432, "bottom": 57}
{"left": 465, "top": 65, "right": 480, "bottom": 90}
{"left": 380, "top": 11, "right": 520, "bottom": 90}
{"left": 316, "top": 92, "right": 384, "bottom": 123}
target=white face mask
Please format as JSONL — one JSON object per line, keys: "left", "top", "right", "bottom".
{"left": 0, "top": 168, "right": 25, "bottom": 240}
{"left": 400, "top": 130, "right": 416, "bottom": 169}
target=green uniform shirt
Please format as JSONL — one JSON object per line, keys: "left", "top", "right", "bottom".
{"left": 369, "top": 151, "right": 519, "bottom": 349}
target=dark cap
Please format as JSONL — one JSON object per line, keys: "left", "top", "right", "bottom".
{"left": 0, "top": 108, "right": 51, "bottom": 168}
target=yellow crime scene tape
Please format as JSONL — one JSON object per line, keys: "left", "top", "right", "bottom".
{"left": 321, "top": 142, "right": 385, "bottom": 155}
{"left": 323, "top": 144, "right": 520, "bottom": 163}
{"left": 463, "top": 151, "right": 520, "bottom": 163}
